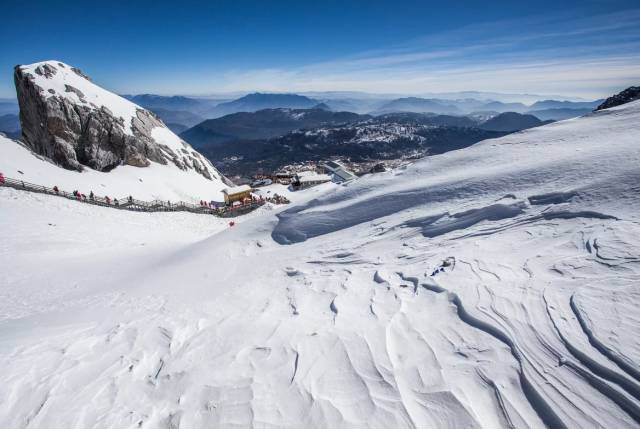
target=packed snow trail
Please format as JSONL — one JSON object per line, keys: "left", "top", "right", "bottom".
{"left": 1, "top": 101, "right": 640, "bottom": 428}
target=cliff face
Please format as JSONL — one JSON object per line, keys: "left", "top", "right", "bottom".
{"left": 14, "top": 61, "right": 222, "bottom": 182}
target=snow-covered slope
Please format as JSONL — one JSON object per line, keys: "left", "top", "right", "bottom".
{"left": 1, "top": 102, "right": 639, "bottom": 428}
{"left": 0, "top": 135, "right": 226, "bottom": 202}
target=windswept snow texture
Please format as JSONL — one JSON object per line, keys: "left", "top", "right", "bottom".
{"left": 1, "top": 101, "right": 640, "bottom": 428}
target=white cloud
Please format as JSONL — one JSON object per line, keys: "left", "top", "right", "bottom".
{"left": 198, "top": 9, "right": 640, "bottom": 99}
{"left": 104, "top": 8, "right": 640, "bottom": 100}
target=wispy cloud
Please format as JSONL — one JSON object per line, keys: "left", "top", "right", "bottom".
{"left": 206, "top": 8, "right": 640, "bottom": 99}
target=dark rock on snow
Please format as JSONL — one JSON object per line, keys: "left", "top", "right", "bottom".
{"left": 596, "top": 86, "right": 640, "bottom": 111}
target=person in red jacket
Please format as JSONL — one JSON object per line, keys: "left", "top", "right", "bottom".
{"left": 0, "top": 172, "right": 5, "bottom": 185}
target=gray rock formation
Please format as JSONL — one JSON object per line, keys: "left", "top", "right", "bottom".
{"left": 14, "top": 62, "right": 220, "bottom": 181}
{"left": 596, "top": 86, "right": 640, "bottom": 111}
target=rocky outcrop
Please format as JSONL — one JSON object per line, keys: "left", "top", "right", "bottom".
{"left": 596, "top": 86, "right": 640, "bottom": 111}
{"left": 14, "top": 61, "right": 223, "bottom": 182}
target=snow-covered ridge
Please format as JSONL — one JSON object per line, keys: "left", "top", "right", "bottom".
{"left": 301, "top": 123, "right": 428, "bottom": 144}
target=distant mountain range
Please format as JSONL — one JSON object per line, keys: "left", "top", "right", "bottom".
{"left": 206, "top": 93, "right": 320, "bottom": 118}
{"left": 526, "top": 108, "right": 593, "bottom": 121}
{"left": 0, "top": 99, "right": 19, "bottom": 116}
{"left": 375, "top": 97, "right": 462, "bottom": 115}
{"left": 374, "top": 112, "right": 478, "bottom": 128}
{"left": 178, "top": 106, "right": 553, "bottom": 177}
{"left": 198, "top": 120, "right": 508, "bottom": 176}
{"left": 121, "top": 94, "right": 226, "bottom": 133}
{"left": 479, "top": 112, "right": 552, "bottom": 132}
{"left": 529, "top": 99, "right": 601, "bottom": 110}
{"left": 122, "top": 94, "right": 214, "bottom": 112}
{"left": 119, "top": 92, "right": 603, "bottom": 131}
{"left": 0, "top": 113, "right": 20, "bottom": 138}
{"left": 181, "top": 108, "right": 366, "bottom": 148}
{"left": 149, "top": 108, "right": 205, "bottom": 134}
{"left": 3, "top": 90, "right": 603, "bottom": 151}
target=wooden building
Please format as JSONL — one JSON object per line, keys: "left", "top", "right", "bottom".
{"left": 222, "top": 185, "right": 252, "bottom": 205}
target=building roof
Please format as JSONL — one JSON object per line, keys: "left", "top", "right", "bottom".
{"left": 222, "top": 184, "right": 252, "bottom": 195}
{"left": 322, "top": 161, "right": 357, "bottom": 182}
{"left": 299, "top": 173, "right": 331, "bottom": 183}
{"left": 324, "top": 160, "right": 344, "bottom": 170}
{"left": 333, "top": 168, "right": 357, "bottom": 182}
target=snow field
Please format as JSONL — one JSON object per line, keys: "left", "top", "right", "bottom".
{"left": 0, "top": 101, "right": 639, "bottom": 427}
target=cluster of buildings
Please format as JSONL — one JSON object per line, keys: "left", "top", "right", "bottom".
{"left": 242, "top": 160, "right": 360, "bottom": 192}
{"left": 291, "top": 160, "right": 358, "bottom": 189}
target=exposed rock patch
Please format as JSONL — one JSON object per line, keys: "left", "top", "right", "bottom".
{"left": 596, "top": 86, "right": 640, "bottom": 111}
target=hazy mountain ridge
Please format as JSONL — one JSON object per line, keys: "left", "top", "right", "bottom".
{"left": 206, "top": 93, "right": 320, "bottom": 118}
{"left": 479, "top": 112, "right": 550, "bottom": 132}
{"left": 118, "top": 91, "right": 603, "bottom": 126}
{"left": 7, "top": 88, "right": 605, "bottom": 155}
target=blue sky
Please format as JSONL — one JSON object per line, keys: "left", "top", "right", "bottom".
{"left": 1, "top": 0, "right": 639, "bottom": 99}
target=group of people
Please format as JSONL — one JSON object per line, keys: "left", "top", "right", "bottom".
{"left": 1, "top": 173, "right": 292, "bottom": 215}
{"left": 198, "top": 195, "right": 265, "bottom": 213}
{"left": 69, "top": 188, "right": 122, "bottom": 206}
{"left": 72, "top": 190, "right": 87, "bottom": 201}
{"left": 265, "top": 193, "right": 290, "bottom": 205}
{"left": 199, "top": 200, "right": 218, "bottom": 209}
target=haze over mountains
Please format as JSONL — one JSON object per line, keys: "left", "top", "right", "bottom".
{"left": 0, "top": 86, "right": 606, "bottom": 179}
{"left": 0, "top": 65, "right": 608, "bottom": 181}
{"left": 122, "top": 91, "right": 602, "bottom": 122}
{"left": 1, "top": 89, "right": 603, "bottom": 140}
{"left": 81, "top": 90, "right": 600, "bottom": 178}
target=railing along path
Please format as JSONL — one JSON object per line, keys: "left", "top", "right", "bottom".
{"left": 0, "top": 176, "right": 264, "bottom": 217}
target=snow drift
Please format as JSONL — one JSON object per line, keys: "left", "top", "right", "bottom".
{"left": 1, "top": 100, "right": 639, "bottom": 428}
